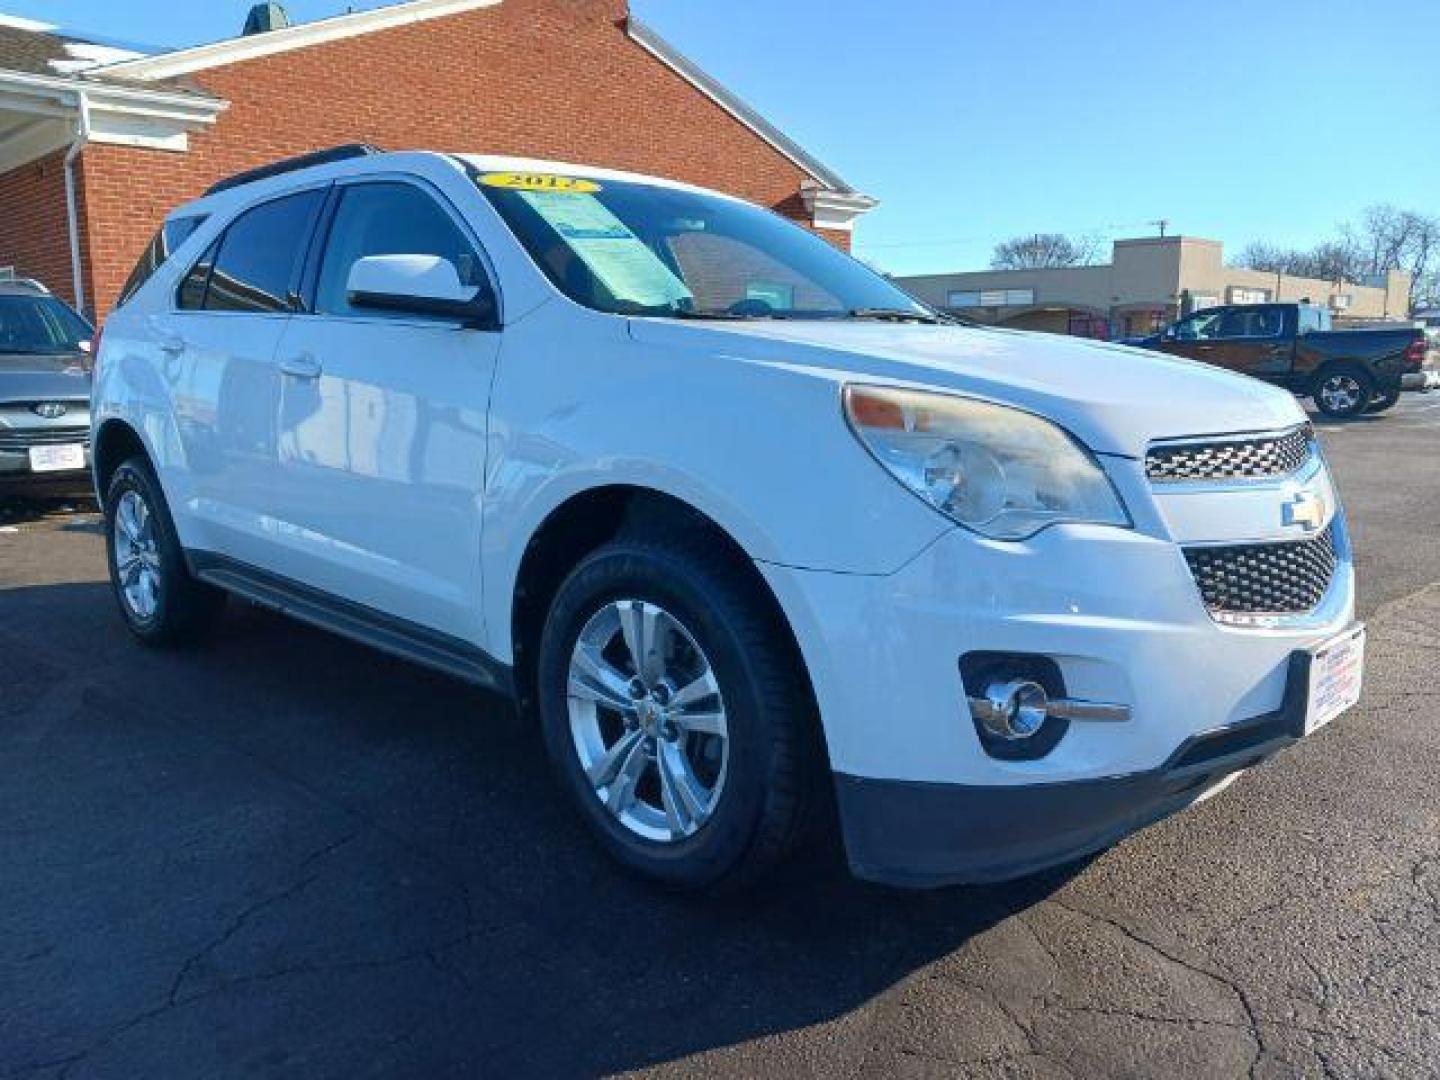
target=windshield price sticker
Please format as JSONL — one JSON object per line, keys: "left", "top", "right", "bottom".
{"left": 518, "top": 190, "right": 693, "bottom": 309}
{"left": 479, "top": 172, "right": 601, "bottom": 194}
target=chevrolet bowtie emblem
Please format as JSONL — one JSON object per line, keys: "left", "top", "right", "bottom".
{"left": 1282, "top": 490, "right": 1327, "bottom": 532}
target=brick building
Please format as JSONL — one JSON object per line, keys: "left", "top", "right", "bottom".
{"left": 0, "top": 0, "right": 875, "bottom": 320}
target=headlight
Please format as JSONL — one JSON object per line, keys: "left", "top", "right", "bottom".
{"left": 844, "top": 384, "right": 1129, "bottom": 540}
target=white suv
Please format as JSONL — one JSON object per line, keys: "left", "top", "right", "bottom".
{"left": 93, "top": 147, "right": 1364, "bottom": 890}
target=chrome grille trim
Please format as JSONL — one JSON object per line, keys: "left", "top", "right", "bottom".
{"left": 1146, "top": 425, "right": 1315, "bottom": 483}
{"left": 1183, "top": 525, "right": 1338, "bottom": 620}
{"left": 0, "top": 426, "right": 91, "bottom": 452}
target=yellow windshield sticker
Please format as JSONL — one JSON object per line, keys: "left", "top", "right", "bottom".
{"left": 479, "top": 172, "right": 601, "bottom": 194}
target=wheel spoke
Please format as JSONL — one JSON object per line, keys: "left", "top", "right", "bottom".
{"left": 674, "top": 707, "right": 727, "bottom": 738}
{"left": 569, "top": 645, "right": 636, "bottom": 713}
{"left": 116, "top": 496, "right": 140, "bottom": 543}
{"left": 601, "top": 735, "right": 650, "bottom": 817}
{"left": 657, "top": 742, "right": 706, "bottom": 836}
{"left": 138, "top": 569, "right": 159, "bottom": 616}
{"left": 586, "top": 727, "right": 645, "bottom": 788}
{"left": 617, "top": 600, "right": 666, "bottom": 685}
{"left": 133, "top": 496, "right": 152, "bottom": 544}
{"left": 667, "top": 668, "right": 718, "bottom": 711}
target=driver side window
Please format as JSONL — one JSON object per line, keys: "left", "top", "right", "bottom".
{"left": 1175, "top": 310, "right": 1224, "bottom": 341}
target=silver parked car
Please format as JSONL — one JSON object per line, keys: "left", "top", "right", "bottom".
{"left": 0, "top": 279, "right": 94, "bottom": 496}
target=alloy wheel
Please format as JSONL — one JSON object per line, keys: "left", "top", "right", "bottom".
{"left": 566, "top": 599, "right": 729, "bottom": 842}
{"left": 113, "top": 489, "right": 163, "bottom": 621}
{"left": 1319, "top": 374, "right": 1363, "bottom": 415}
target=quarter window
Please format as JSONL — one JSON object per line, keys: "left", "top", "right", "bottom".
{"left": 117, "top": 214, "right": 208, "bottom": 309}
{"left": 314, "top": 183, "right": 484, "bottom": 319}
{"left": 182, "top": 190, "right": 324, "bottom": 313}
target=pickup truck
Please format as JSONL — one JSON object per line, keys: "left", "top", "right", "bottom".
{"left": 1135, "top": 302, "right": 1436, "bottom": 419}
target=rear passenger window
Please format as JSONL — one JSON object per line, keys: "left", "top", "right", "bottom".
{"left": 178, "top": 238, "right": 220, "bottom": 311}
{"left": 116, "top": 214, "right": 208, "bottom": 308}
{"left": 314, "top": 183, "right": 482, "bottom": 318}
{"left": 182, "top": 190, "right": 323, "bottom": 313}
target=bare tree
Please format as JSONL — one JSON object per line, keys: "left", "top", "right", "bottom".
{"left": 1239, "top": 204, "right": 1440, "bottom": 310}
{"left": 990, "top": 233, "right": 1100, "bottom": 270}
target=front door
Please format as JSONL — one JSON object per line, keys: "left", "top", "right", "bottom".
{"left": 267, "top": 178, "right": 501, "bottom": 642}
{"left": 1158, "top": 305, "right": 1291, "bottom": 377}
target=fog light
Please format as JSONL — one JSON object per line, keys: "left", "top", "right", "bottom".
{"left": 970, "top": 679, "right": 1050, "bottom": 740}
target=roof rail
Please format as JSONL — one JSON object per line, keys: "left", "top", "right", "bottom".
{"left": 205, "top": 143, "right": 383, "bottom": 196}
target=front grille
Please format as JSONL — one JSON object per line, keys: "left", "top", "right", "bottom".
{"left": 1146, "top": 425, "right": 1314, "bottom": 483}
{"left": 0, "top": 426, "right": 90, "bottom": 453}
{"left": 1183, "top": 526, "right": 1337, "bottom": 618}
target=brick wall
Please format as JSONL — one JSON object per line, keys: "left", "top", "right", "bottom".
{"left": 79, "top": 0, "right": 848, "bottom": 319}
{"left": 0, "top": 151, "right": 90, "bottom": 308}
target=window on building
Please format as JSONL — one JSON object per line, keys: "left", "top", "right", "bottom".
{"left": 948, "top": 288, "right": 1034, "bottom": 308}
{"left": 1330, "top": 293, "right": 1353, "bottom": 310}
{"left": 1228, "top": 286, "right": 1272, "bottom": 305}
{"left": 315, "top": 182, "right": 484, "bottom": 319}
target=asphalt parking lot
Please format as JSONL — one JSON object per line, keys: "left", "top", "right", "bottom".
{"left": 2, "top": 397, "right": 1438, "bottom": 1079}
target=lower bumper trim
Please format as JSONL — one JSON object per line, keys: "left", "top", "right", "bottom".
{"left": 835, "top": 651, "right": 1311, "bottom": 888}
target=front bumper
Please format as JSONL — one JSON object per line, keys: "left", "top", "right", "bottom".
{"left": 1401, "top": 370, "right": 1440, "bottom": 392}
{"left": 758, "top": 460, "right": 1355, "bottom": 885}
{"left": 835, "top": 653, "right": 1316, "bottom": 886}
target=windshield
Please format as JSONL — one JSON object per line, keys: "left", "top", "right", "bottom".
{"left": 0, "top": 293, "right": 92, "bottom": 355}
{"left": 475, "top": 172, "right": 932, "bottom": 321}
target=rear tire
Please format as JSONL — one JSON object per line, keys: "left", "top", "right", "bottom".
{"left": 535, "top": 529, "right": 821, "bottom": 893}
{"left": 104, "top": 457, "right": 225, "bottom": 645}
{"left": 1365, "top": 387, "right": 1402, "bottom": 414}
{"left": 1313, "top": 364, "right": 1375, "bottom": 420}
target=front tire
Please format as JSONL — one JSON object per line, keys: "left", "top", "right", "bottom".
{"left": 1313, "top": 364, "right": 1375, "bottom": 420}
{"left": 535, "top": 531, "right": 820, "bottom": 892}
{"left": 104, "top": 457, "right": 225, "bottom": 645}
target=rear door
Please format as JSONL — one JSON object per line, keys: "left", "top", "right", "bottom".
{"left": 162, "top": 187, "right": 326, "bottom": 567}
{"left": 265, "top": 176, "right": 501, "bottom": 641}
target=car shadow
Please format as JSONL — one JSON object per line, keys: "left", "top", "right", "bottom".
{"left": 0, "top": 494, "right": 98, "bottom": 527}
{"left": 0, "top": 580, "right": 1083, "bottom": 1076}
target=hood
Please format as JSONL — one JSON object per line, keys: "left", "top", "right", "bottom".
{"left": 626, "top": 320, "right": 1304, "bottom": 458}
{"left": 0, "top": 352, "right": 92, "bottom": 404}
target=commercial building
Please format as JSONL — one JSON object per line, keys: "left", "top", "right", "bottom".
{"left": 897, "top": 235, "right": 1412, "bottom": 339}
{"left": 0, "top": 0, "right": 875, "bottom": 320}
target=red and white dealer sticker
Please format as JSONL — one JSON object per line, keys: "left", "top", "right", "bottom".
{"left": 1305, "top": 624, "right": 1365, "bottom": 735}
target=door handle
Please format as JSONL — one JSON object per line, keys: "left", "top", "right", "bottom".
{"left": 279, "top": 353, "right": 322, "bottom": 379}
{"left": 158, "top": 333, "right": 185, "bottom": 356}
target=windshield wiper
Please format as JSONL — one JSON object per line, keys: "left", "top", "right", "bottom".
{"left": 847, "top": 308, "right": 948, "bottom": 325}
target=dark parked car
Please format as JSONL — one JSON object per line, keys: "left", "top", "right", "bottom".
{"left": 1135, "top": 302, "right": 1436, "bottom": 419}
{"left": 0, "top": 279, "right": 94, "bottom": 495}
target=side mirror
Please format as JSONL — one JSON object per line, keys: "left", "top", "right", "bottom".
{"left": 346, "top": 254, "right": 497, "bottom": 328}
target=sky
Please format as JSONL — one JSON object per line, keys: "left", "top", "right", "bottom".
{"left": 5, "top": 0, "right": 1437, "bottom": 275}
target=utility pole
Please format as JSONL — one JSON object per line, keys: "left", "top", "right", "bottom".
{"left": 1151, "top": 219, "right": 1170, "bottom": 239}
